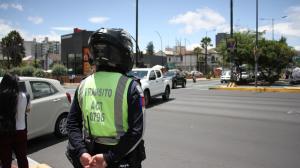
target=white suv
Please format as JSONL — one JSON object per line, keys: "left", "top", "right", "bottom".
{"left": 128, "top": 68, "right": 171, "bottom": 106}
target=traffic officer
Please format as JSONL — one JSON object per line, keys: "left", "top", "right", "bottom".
{"left": 66, "top": 28, "right": 146, "bottom": 168}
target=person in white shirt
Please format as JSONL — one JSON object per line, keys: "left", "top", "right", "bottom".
{"left": 0, "top": 73, "right": 31, "bottom": 168}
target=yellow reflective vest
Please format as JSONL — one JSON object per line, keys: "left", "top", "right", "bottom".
{"left": 78, "top": 72, "right": 132, "bottom": 145}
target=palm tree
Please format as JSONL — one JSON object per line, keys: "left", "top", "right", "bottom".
{"left": 201, "top": 37, "right": 212, "bottom": 75}
{"left": 193, "top": 47, "right": 202, "bottom": 71}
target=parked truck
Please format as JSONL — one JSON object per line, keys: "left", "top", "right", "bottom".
{"left": 128, "top": 68, "right": 171, "bottom": 106}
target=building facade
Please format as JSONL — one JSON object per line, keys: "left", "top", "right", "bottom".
{"left": 215, "top": 33, "right": 228, "bottom": 47}
{"left": 23, "top": 37, "right": 60, "bottom": 69}
{"left": 61, "top": 28, "right": 94, "bottom": 75}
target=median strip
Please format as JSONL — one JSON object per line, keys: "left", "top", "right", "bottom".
{"left": 209, "top": 86, "right": 300, "bottom": 93}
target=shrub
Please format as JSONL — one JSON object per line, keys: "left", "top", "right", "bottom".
{"left": 52, "top": 64, "right": 67, "bottom": 78}
{"left": 21, "top": 66, "right": 35, "bottom": 76}
{"left": 34, "top": 69, "right": 47, "bottom": 78}
{"left": 0, "top": 68, "right": 6, "bottom": 76}
{"left": 9, "top": 67, "right": 22, "bottom": 76}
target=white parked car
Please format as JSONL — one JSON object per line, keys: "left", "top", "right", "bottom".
{"left": 241, "top": 71, "right": 250, "bottom": 80}
{"left": 0, "top": 77, "right": 71, "bottom": 139}
{"left": 190, "top": 71, "right": 203, "bottom": 77}
{"left": 289, "top": 67, "right": 300, "bottom": 85}
{"left": 220, "top": 70, "right": 231, "bottom": 83}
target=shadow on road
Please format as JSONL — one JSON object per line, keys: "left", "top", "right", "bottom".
{"left": 146, "top": 98, "right": 175, "bottom": 109}
{"left": 27, "top": 134, "right": 67, "bottom": 154}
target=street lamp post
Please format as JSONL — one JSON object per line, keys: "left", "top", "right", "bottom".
{"left": 255, "top": 0, "right": 258, "bottom": 87}
{"left": 135, "top": 0, "right": 139, "bottom": 67}
{"left": 260, "top": 16, "right": 287, "bottom": 41}
{"left": 155, "top": 31, "right": 163, "bottom": 65}
{"left": 230, "top": 0, "right": 234, "bottom": 82}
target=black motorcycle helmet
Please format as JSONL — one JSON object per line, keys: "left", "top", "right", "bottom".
{"left": 88, "top": 28, "right": 134, "bottom": 73}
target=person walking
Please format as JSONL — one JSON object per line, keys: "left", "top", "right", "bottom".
{"left": 66, "top": 28, "right": 146, "bottom": 168}
{"left": 0, "top": 73, "right": 31, "bottom": 168}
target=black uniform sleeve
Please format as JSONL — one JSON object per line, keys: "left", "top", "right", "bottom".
{"left": 104, "top": 80, "right": 145, "bottom": 165}
{"left": 66, "top": 88, "right": 88, "bottom": 158}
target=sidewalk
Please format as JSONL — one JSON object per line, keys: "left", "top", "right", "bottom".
{"left": 63, "top": 82, "right": 80, "bottom": 88}
{"left": 10, "top": 157, "right": 51, "bottom": 168}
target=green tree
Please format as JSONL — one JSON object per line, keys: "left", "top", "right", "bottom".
{"left": 0, "top": 68, "right": 6, "bottom": 76}
{"left": 9, "top": 67, "right": 22, "bottom": 76}
{"left": 200, "top": 37, "right": 212, "bottom": 75}
{"left": 21, "top": 65, "right": 35, "bottom": 76}
{"left": 217, "top": 31, "right": 295, "bottom": 83}
{"left": 1, "top": 30, "right": 25, "bottom": 68}
{"left": 217, "top": 31, "right": 258, "bottom": 68}
{"left": 34, "top": 69, "right": 47, "bottom": 78}
{"left": 258, "top": 37, "right": 296, "bottom": 82}
{"left": 146, "top": 41, "right": 154, "bottom": 55}
{"left": 52, "top": 64, "right": 67, "bottom": 83}
{"left": 52, "top": 64, "right": 67, "bottom": 77}
{"left": 193, "top": 47, "right": 202, "bottom": 71}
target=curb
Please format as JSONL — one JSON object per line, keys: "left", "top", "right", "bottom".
{"left": 209, "top": 86, "right": 300, "bottom": 93}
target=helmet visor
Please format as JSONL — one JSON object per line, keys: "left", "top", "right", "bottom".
{"left": 91, "top": 43, "right": 124, "bottom": 67}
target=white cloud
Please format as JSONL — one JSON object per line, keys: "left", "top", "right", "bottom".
{"left": 28, "top": 16, "right": 44, "bottom": 24}
{"left": 0, "top": 19, "right": 60, "bottom": 42}
{"left": 51, "top": 27, "right": 73, "bottom": 31}
{"left": 0, "top": 19, "right": 15, "bottom": 38}
{"left": 186, "top": 43, "right": 215, "bottom": 51}
{"left": 169, "top": 7, "right": 226, "bottom": 34}
{"left": 32, "top": 31, "right": 61, "bottom": 42}
{"left": 294, "top": 45, "right": 300, "bottom": 50}
{"left": 259, "top": 6, "right": 300, "bottom": 38}
{"left": 88, "top": 17, "right": 110, "bottom": 24}
{"left": 11, "top": 3, "right": 23, "bottom": 11}
{"left": 186, "top": 43, "right": 201, "bottom": 51}
{"left": 0, "top": 3, "right": 9, "bottom": 9}
{"left": 0, "top": 3, "right": 23, "bottom": 11}
{"left": 20, "top": 30, "right": 61, "bottom": 42}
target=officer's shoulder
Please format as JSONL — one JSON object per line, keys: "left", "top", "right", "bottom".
{"left": 126, "top": 75, "right": 141, "bottom": 86}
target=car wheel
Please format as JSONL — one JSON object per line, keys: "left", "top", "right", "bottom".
{"left": 144, "top": 90, "right": 150, "bottom": 107}
{"left": 182, "top": 81, "right": 186, "bottom": 88}
{"left": 172, "top": 82, "right": 176, "bottom": 89}
{"left": 162, "top": 86, "right": 170, "bottom": 101}
{"left": 221, "top": 80, "right": 223, "bottom": 83}
{"left": 55, "top": 114, "right": 68, "bottom": 138}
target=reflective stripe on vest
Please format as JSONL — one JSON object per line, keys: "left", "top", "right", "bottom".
{"left": 78, "top": 72, "right": 132, "bottom": 145}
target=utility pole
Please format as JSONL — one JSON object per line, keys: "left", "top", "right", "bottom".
{"left": 255, "top": 0, "right": 258, "bottom": 87}
{"left": 155, "top": 31, "right": 163, "bottom": 65}
{"left": 135, "top": 0, "right": 139, "bottom": 67}
{"left": 230, "top": 0, "right": 233, "bottom": 69}
{"left": 228, "top": 0, "right": 236, "bottom": 83}
{"left": 260, "top": 16, "right": 287, "bottom": 41}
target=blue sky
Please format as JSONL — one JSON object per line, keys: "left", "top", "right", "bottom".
{"left": 1, "top": 0, "right": 300, "bottom": 51}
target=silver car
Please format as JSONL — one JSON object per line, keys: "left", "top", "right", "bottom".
{"left": 0, "top": 77, "right": 71, "bottom": 139}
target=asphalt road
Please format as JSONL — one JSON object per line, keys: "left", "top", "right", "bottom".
{"left": 28, "top": 81, "right": 300, "bottom": 168}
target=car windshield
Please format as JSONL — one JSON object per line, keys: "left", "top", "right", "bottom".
{"left": 165, "top": 71, "right": 176, "bottom": 77}
{"left": 128, "top": 70, "right": 148, "bottom": 79}
{"left": 222, "top": 71, "right": 231, "bottom": 76}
